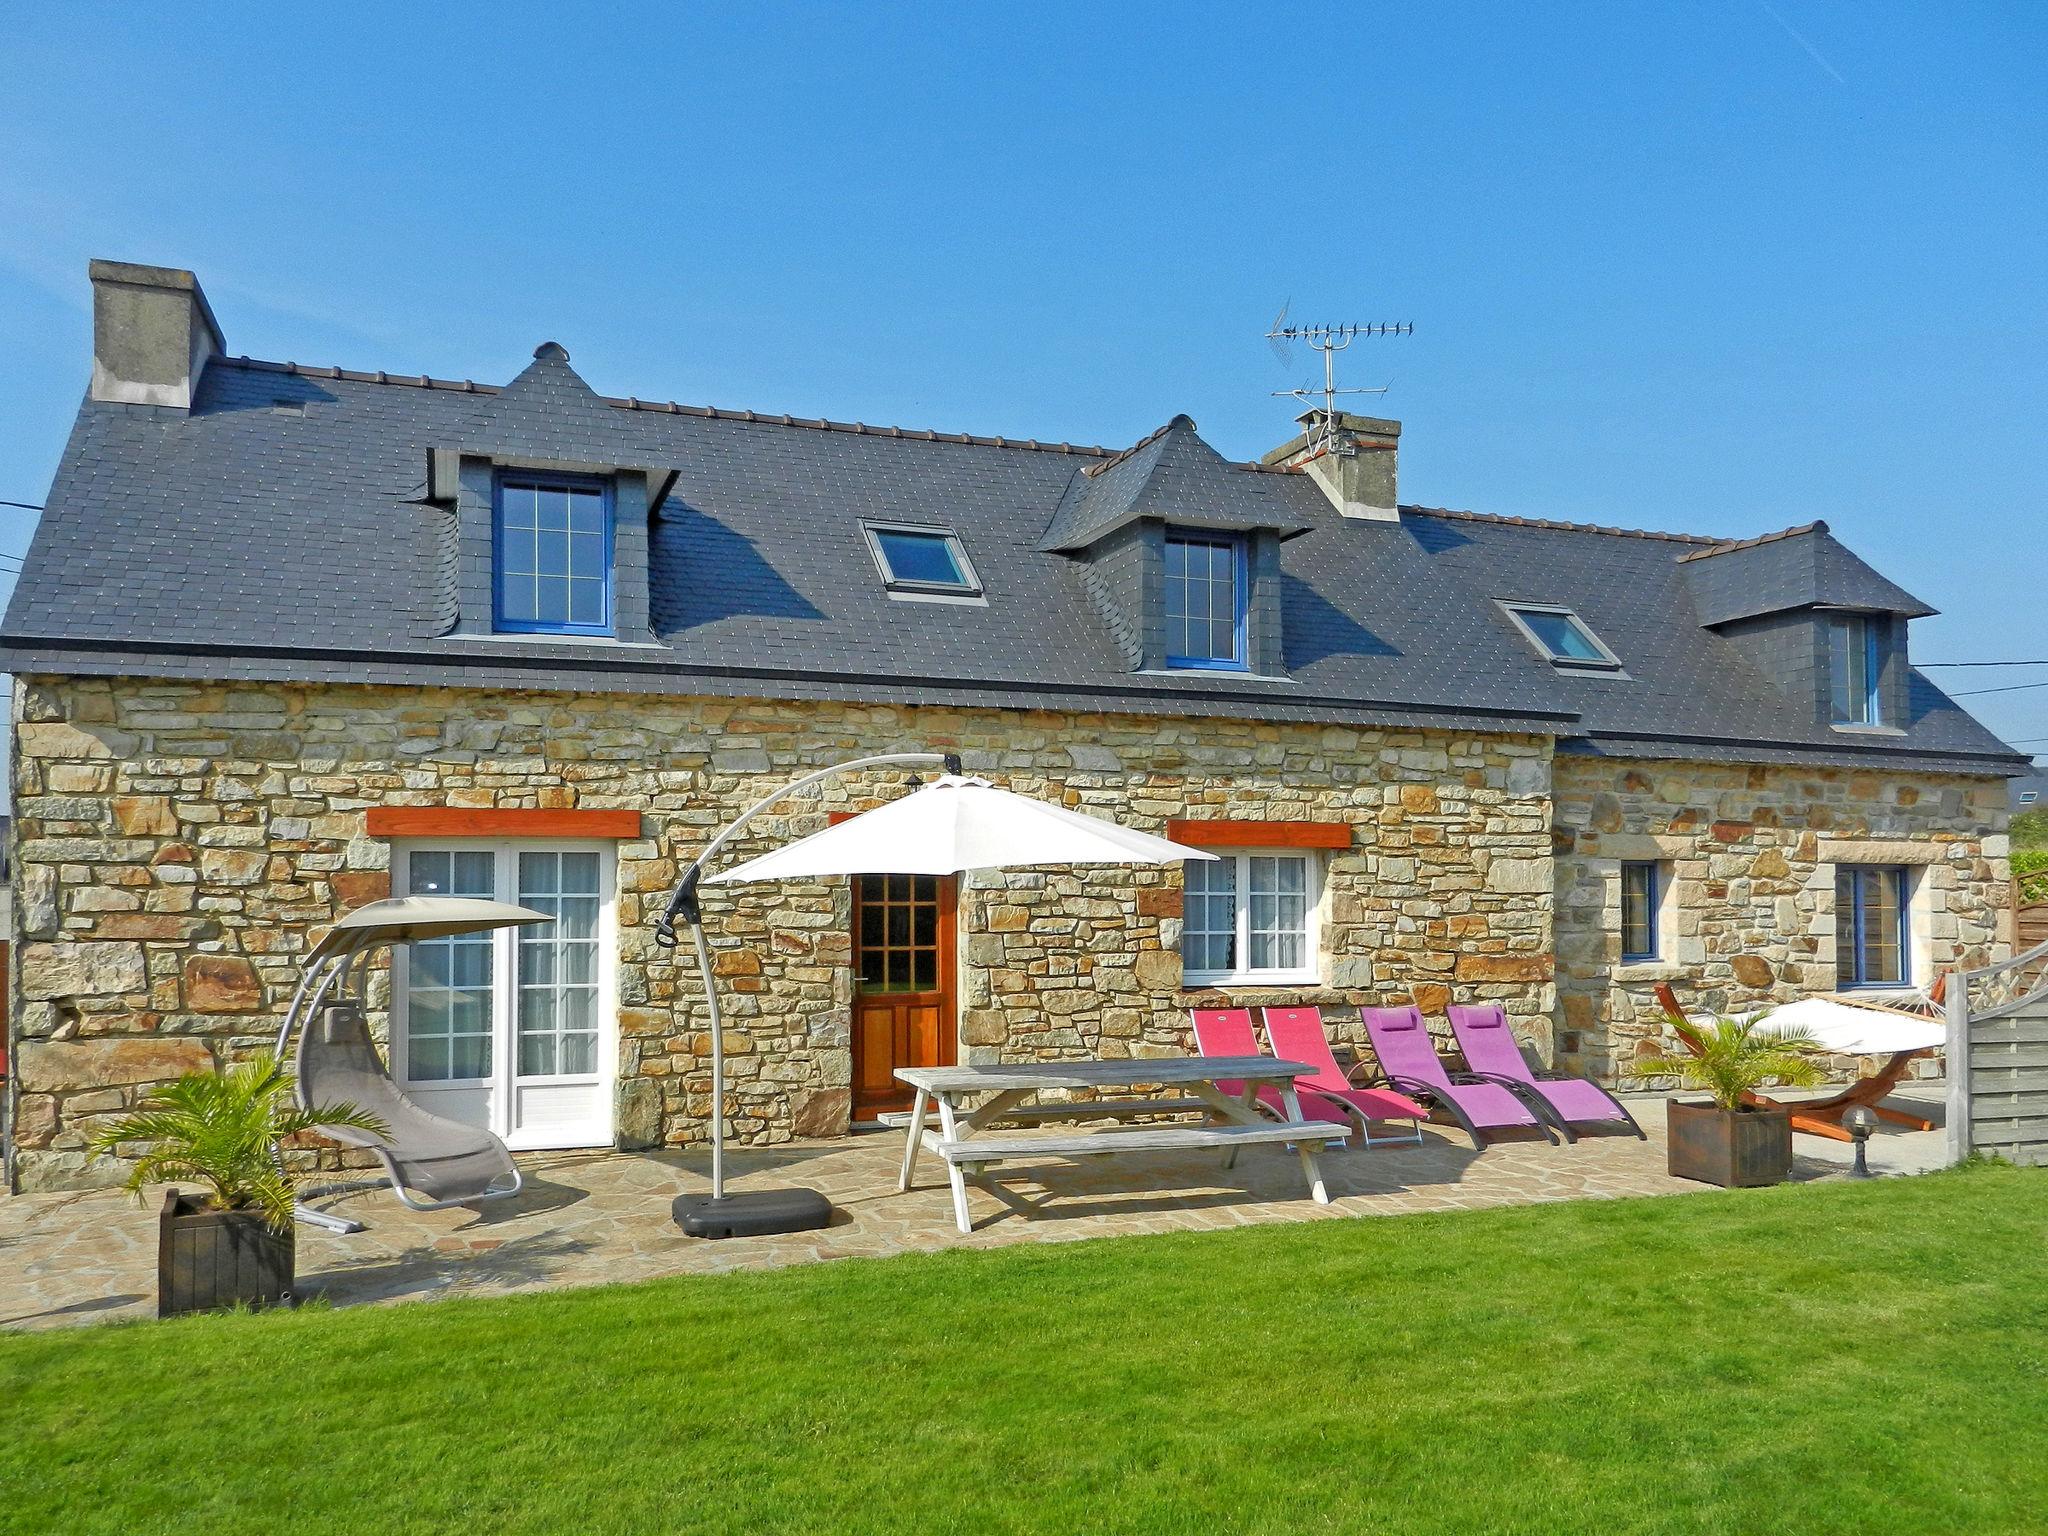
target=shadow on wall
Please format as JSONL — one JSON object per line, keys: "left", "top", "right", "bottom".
{"left": 650, "top": 506, "right": 826, "bottom": 632}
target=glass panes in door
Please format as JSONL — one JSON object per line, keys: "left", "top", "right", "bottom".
{"left": 517, "top": 851, "right": 602, "bottom": 1076}
{"left": 404, "top": 849, "right": 496, "bottom": 1081}
{"left": 856, "top": 874, "right": 942, "bottom": 993}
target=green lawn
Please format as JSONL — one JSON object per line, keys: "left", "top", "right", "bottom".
{"left": 3, "top": 1166, "right": 2045, "bottom": 1536}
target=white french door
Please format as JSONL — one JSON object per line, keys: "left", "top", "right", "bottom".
{"left": 394, "top": 840, "right": 617, "bottom": 1150}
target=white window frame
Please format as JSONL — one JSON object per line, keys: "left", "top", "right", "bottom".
{"left": 391, "top": 837, "right": 619, "bottom": 1150}
{"left": 1180, "top": 848, "right": 1323, "bottom": 988}
{"left": 860, "top": 520, "right": 986, "bottom": 604}
{"left": 1497, "top": 600, "right": 1625, "bottom": 671}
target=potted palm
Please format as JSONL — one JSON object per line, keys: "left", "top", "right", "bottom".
{"left": 1628, "top": 1009, "right": 1824, "bottom": 1188}
{"left": 90, "top": 1054, "right": 387, "bottom": 1317}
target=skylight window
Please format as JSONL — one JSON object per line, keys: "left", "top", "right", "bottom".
{"left": 1500, "top": 602, "right": 1622, "bottom": 670}
{"left": 863, "top": 522, "right": 983, "bottom": 601}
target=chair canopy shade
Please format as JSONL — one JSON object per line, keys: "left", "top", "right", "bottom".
{"left": 705, "top": 775, "right": 1216, "bottom": 883}
{"left": 306, "top": 896, "right": 552, "bottom": 962}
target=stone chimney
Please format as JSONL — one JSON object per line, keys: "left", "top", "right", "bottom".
{"left": 88, "top": 260, "right": 224, "bottom": 409}
{"left": 1261, "top": 410, "right": 1401, "bottom": 522}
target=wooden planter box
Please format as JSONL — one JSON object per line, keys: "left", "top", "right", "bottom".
{"left": 158, "top": 1190, "right": 295, "bottom": 1318}
{"left": 1666, "top": 1098, "right": 1793, "bottom": 1187}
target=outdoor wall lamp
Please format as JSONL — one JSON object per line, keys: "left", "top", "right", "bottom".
{"left": 1843, "top": 1104, "right": 1879, "bottom": 1179}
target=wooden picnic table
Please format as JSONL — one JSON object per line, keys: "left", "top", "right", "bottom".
{"left": 893, "top": 1056, "right": 1346, "bottom": 1234}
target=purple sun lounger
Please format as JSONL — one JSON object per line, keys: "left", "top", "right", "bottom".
{"left": 1360, "top": 1004, "right": 1557, "bottom": 1149}
{"left": 1447, "top": 1002, "right": 1646, "bottom": 1143}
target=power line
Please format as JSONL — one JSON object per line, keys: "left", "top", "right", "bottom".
{"left": 1921, "top": 659, "right": 2048, "bottom": 669}
{"left": 0, "top": 500, "right": 42, "bottom": 512}
{"left": 1952, "top": 679, "right": 2048, "bottom": 699}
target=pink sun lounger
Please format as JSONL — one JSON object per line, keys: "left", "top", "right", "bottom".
{"left": 1447, "top": 1002, "right": 1645, "bottom": 1143}
{"left": 1360, "top": 1004, "right": 1556, "bottom": 1149}
{"left": 1255, "top": 1006, "right": 1428, "bottom": 1148}
{"left": 1191, "top": 1008, "right": 1424, "bottom": 1146}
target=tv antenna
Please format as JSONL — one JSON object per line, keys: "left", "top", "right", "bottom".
{"left": 1266, "top": 303, "right": 1412, "bottom": 456}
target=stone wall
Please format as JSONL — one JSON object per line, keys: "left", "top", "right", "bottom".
{"left": 6, "top": 673, "right": 2006, "bottom": 1194}
{"left": 1552, "top": 753, "right": 2010, "bottom": 1078}
{"left": 5, "top": 674, "right": 1554, "bottom": 1192}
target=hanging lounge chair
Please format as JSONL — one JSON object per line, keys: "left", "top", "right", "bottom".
{"left": 280, "top": 897, "right": 549, "bottom": 1233}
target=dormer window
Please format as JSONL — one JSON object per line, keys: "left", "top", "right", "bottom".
{"left": 1501, "top": 602, "right": 1622, "bottom": 671}
{"left": 494, "top": 473, "right": 612, "bottom": 635}
{"left": 1827, "top": 613, "right": 1884, "bottom": 726}
{"left": 1165, "top": 528, "right": 1247, "bottom": 670}
{"left": 863, "top": 522, "right": 983, "bottom": 602}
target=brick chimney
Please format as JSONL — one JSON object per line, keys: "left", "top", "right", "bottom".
{"left": 1261, "top": 410, "right": 1401, "bottom": 522}
{"left": 88, "top": 260, "right": 224, "bottom": 409}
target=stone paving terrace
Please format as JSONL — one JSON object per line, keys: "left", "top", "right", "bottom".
{"left": 0, "top": 1087, "right": 1946, "bottom": 1331}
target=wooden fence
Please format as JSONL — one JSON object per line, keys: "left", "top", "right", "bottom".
{"left": 1947, "top": 938, "right": 2048, "bottom": 1166}
{"left": 2014, "top": 868, "right": 2048, "bottom": 954}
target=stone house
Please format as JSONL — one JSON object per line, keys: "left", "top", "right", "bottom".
{"left": 0, "top": 261, "right": 2022, "bottom": 1192}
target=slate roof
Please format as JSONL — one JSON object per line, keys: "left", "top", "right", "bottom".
{"left": 0, "top": 350, "right": 2023, "bottom": 776}
{"left": 1679, "top": 521, "right": 1940, "bottom": 627}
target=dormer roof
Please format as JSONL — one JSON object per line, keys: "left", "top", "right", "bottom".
{"left": 1678, "top": 520, "right": 1938, "bottom": 627}
{"left": 427, "top": 343, "right": 671, "bottom": 499}
{"left": 1037, "top": 416, "right": 1311, "bottom": 553}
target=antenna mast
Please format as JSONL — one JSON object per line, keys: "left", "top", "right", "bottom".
{"left": 1266, "top": 308, "right": 1413, "bottom": 457}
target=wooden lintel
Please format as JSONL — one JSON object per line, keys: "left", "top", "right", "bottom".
{"left": 364, "top": 807, "right": 643, "bottom": 839}
{"left": 1165, "top": 819, "right": 1352, "bottom": 850}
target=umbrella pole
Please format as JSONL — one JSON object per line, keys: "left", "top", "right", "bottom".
{"left": 688, "top": 918, "right": 726, "bottom": 1200}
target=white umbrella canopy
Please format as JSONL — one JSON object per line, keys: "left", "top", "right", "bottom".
{"left": 1673, "top": 994, "right": 1946, "bottom": 1055}
{"left": 1739, "top": 996, "right": 1945, "bottom": 1055}
{"left": 705, "top": 774, "right": 1216, "bottom": 883}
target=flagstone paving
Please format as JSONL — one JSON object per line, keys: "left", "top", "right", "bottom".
{"left": 0, "top": 1086, "right": 1946, "bottom": 1332}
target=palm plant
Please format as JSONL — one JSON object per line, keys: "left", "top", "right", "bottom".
{"left": 1626, "top": 1008, "right": 1826, "bottom": 1110}
{"left": 89, "top": 1054, "right": 388, "bottom": 1231}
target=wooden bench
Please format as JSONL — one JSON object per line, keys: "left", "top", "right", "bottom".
{"left": 939, "top": 1120, "right": 1347, "bottom": 1170}
{"left": 876, "top": 1097, "right": 1213, "bottom": 1130}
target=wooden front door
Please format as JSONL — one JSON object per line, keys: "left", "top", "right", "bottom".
{"left": 851, "top": 873, "right": 957, "bottom": 1119}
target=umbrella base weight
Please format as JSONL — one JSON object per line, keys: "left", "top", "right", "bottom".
{"left": 673, "top": 1188, "right": 835, "bottom": 1239}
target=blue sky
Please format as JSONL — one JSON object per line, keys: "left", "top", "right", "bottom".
{"left": 2, "top": 3, "right": 2044, "bottom": 747}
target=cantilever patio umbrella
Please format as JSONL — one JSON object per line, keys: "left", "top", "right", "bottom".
{"left": 655, "top": 753, "right": 1212, "bottom": 1238}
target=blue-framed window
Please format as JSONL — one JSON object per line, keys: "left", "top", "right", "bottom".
{"left": 494, "top": 474, "right": 613, "bottom": 635}
{"left": 1828, "top": 613, "right": 1884, "bottom": 726}
{"left": 1164, "top": 528, "right": 1247, "bottom": 670}
{"left": 1620, "top": 861, "right": 1660, "bottom": 962}
{"left": 1836, "top": 865, "right": 1909, "bottom": 988}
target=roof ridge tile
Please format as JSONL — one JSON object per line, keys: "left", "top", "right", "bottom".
{"left": 1402, "top": 504, "right": 1727, "bottom": 545}
{"left": 216, "top": 356, "right": 1117, "bottom": 458}
{"left": 1674, "top": 520, "right": 1832, "bottom": 563}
